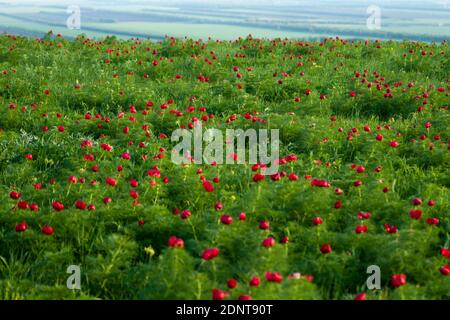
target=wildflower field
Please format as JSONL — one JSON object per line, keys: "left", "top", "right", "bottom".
{"left": 0, "top": 33, "right": 449, "bottom": 300}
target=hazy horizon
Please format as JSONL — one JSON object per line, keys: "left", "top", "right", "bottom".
{"left": 0, "top": 0, "right": 449, "bottom": 41}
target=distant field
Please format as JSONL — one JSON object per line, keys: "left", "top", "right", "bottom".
{"left": 0, "top": 1, "right": 449, "bottom": 41}
{"left": 84, "top": 21, "right": 325, "bottom": 40}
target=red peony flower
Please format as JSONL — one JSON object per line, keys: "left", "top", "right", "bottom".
{"left": 52, "top": 201, "right": 64, "bottom": 212}
{"left": 201, "top": 247, "right": 220, "bottom": 261}
{"left": 390, "top": 274, "right": 406, "bottom": 288}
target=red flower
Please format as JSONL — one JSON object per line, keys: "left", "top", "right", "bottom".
{"left": 201, "top": 247, "right": 220, "bottom": 260}
{"left": 15, "top": 221, "right": 27, "bottom": 232}
{"left": 168, "top": 236, "right": 184, "bottom": 248}
{"left": 181, "top": 209, "right": 191, "bottom": 219}
{"left": 288, "top": 173, "right": 299, "bottom": 181}
{"left": 212, "top": 289, "right": 228, "bottom": 300}
{"left": 440, "top": 248, "right": 450, "bottom": 259}
{"left": 358, "top": 211, "right": 371, "bottom": 220}
{"left": 238, "top": 295, "right": 252, "bottom": 300}
{"left": 252, "top": 173, "right": 265, "bottom": 182}
{"left": 426, "top": 217, "right": 439, "bottom": 225}
{"left": 130, "top": 189, "right": 139, "bottom": 199}
{"left": 220, "top": 215, "right": 232, "bottom": 225}
{"left": 259, "top": 220, "right": 270, "bottom": 230}
{"left": 354, "top": 292, "right": 366, "bottom": 300}
{"left": 202, "top": 180, "right": 214, "bottom": 192}
{"left": 390, "top": 140, "right": 399, "bottom": 148}
{"left": 75, "top": 200, "right": 86, "bottom": 210}
{"left": 106, "top": 177, "right": 117, "bottom": 187}
{"left": 10, "top": 191, "right": 21, "bottom": 199}
{"left": 286, "top": 154, "right": 298, "bottom": 162}
{"left": 147, "top": 166, "right": 161, "bottom": 177}
{"left": 311, "top": 179, "right": 330, "bottom": 187}
{"left": 334, "top": 200, "right": 342, "bottom": 209}
{"left": 390, "top": 274, "right": 406, "bottom": 288}
{"left": 101, "top": 143, "right": 113, "bottom": 152}
{"left": 270, "top": 172, "right": 281, "bottom": 181}
{"left": 303, "top": 274, "right": 314, "bottom": 282}
{"left": 262, "top": 237, "right": 276, "bottom": 248}
{"left": 384, "top": 224, "right": 398, "bottom": 234}
{"left": 353, "top": 180, "right": 363, "bottom": 187}
{"left": 17, "top": 201, "right": 28, "bottom": 210}
{"left": 439, "top": 265, "right": 450, "bottom": 276}
{"left": 68, "top": 175, "right": 77, "bottom": 184}
{"left": 227, "top": 278, "right": 238, "bottom": 289}
{"left": 409, "top": 209, "right": 422, "bottom": 219}
{"left": 355, "top": 225, "right": 368, "bottom": 234}
{"left": 214, "top": 202, "right": 223, "bottom": 211}
{"left": 249, "top": 276, "right": 260, "bottom": 287}
{"left": 84, "top": 154, "right": 94, "bottom": 161}
{"left": 41, "top": 225, "right": 54, "bottom": 235}
{"left": 320, "top": 243, "right": 332, "bottom": 254}
{"left": 130, "top": 179, "right": 138, "bottom": 188}
{"left": 52, "top": 201, "right": 64, "bottom": 212}
{"left": 312, "top": 217, "right": 323, "bottom": 225}
{"left": 265, "top": 272, "right": 283, "bottom": 283}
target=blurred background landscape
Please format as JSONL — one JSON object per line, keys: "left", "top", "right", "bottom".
{"left": 0, "top": 0, "right": 449, "bottom": 41}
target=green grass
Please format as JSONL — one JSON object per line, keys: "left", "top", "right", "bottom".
{"left": 0, "top": 33, "right": 449, "bottom": 300}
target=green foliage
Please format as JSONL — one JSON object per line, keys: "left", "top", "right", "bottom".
{"left": 0, "top": 34, "right": 448, "bottom": 300}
